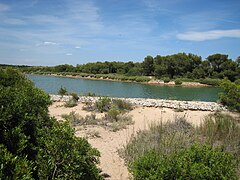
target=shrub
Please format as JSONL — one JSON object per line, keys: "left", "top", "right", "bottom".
{"left": 70, "top": 92, "right": 79, "bottom": 101}
{"left": 64, "top": 98, "right": 77, "bottom": 108}
{"left": 197, "top": 113, "right": 240, "bottom": 161}
{"left": 235, "top": 79, "right": 240, "bottom": 85}
{"left": 175, "top": 78, "right": 183, "bottom": 85}
{"left": 129, "top": 144, "right": 237, "bottom": 179}
{"left": 106, "top": 107, "right": 121, "bottom": 121}
{"left": 122, "top": 117, "right": 194, "bottom": 162}
{"left": 162, "top": 77, "right": 170, "bottom": 83}
{"left": 58, "top": 86, "right": 67, "bottom": 96}
{"left": 219, "top": 79, "right": 240, "bottom": 112}
{"left": 95, "top": 97, "right": 111, "bottom": 112}
{"left": 199, "top": 78, "right": 221, "bottom": 86}
{"left": 62, "top": 112, "right": 99, "bottom": 126}
{"left": 0, "top": 69, "right": 102, "bottom": 179}
{"left": 112, "top": 99, "right": 133, "bottom": 112}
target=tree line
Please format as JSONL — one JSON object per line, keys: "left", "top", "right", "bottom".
{"left": 1, "top": 53, "right": 240, "bottom": 82}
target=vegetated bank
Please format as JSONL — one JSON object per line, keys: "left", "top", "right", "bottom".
{"left": 50, "top": 95, "right": 227, "bottom": 111}
{"left": 1, "top": 53, "right": 240, "bottom": 86}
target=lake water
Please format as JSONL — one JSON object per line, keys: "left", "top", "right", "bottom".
{"left": 27, "top": 74, "right": 221, "bottom": 102}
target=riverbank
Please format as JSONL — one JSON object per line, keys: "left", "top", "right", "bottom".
{"left": 33, "top": 73, "right": 213, "bottom": 87}
{"left": 50, "top": 95, "right": 227, "bottom": 111}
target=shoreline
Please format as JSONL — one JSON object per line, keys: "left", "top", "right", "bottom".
{"left": 50, "top": 95, "right": 227, "bottom": 112}
{"left": 30, "top": 73, "right": 212, "bottom": 87}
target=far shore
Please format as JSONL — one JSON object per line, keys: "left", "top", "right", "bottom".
{"left": 29, "top": 73, "right": 211, "bottom": 87}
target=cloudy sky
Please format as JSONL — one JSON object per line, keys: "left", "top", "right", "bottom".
{"left": 0, "top": 0, "right": 240, "bottom": 66}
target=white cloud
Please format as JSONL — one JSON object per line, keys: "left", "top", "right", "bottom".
{"left": 0, "top": 3, "right": 10, "bottom": 12}
{"left": 66, "top": 53, "right": 72, "bottom": 56}
{"left": 36, "top": 41, "right": 59, "bottom": 46}
{"left": 177, "top": 29, "right": 240, "bottom": 41}
{"left": 43, "top": 41, "right": 58, "bottom": 45}
{"left": 75, "top": 46, "right": 81, "bottom": 49}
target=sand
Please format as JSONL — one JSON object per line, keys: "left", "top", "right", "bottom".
{"left": 49, "top": 102, "right": 215, "bottom": 180}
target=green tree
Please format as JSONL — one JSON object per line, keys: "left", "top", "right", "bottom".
{"left": 219, "top": 79, "right": 240, "bottom": 112}
{"left": 142, "top": 56, "right": 154, "bottom": 76}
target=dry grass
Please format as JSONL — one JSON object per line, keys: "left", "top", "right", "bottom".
{"left": 121, "top": 113, "right": 240, "bottom": 175}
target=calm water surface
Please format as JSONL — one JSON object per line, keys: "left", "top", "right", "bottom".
{"left": 27, "top": 74, "right": 221, "bottom": 102}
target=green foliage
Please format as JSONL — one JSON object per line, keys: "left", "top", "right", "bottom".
{"left": 37, "top": 121, "right": 101, "bottom": 179}
{"left": 197, "top": 113, "right": 240, "bottom": 160}
{"left": 112, "top": 99, "right": 133, "bottom": 112}
{"left": 162, "top": 77, "right": 170, "bottom": 83}
{"left": 62, "top": 112, "right": 98, "bottom": 126}
{"left": 235, "top": 79, "right": 240, "bottom": 85}
{"left": 174, "top": 78, "right": 183, "bottom": 85}
{"left": 70, "top": 92, "right": 79, "bottom": 101}
{"left": 58, "top": 86, "right": 68, "bottom": 96}
{"left": 122, "top": 113, "right": 240, "bottom": 178}
{"left": 219, "top": 79, "right": 240, "bottom": 111}
{"left": 142, "top": 56, "right": 154, "bottom": 76}
{"left": 0, "top": 144, "right": 34, "bottom": 179}
{"left": 199, "top": 78, "right": 221, "bottom": 86}
{"left": 129, "top": 144, "right": 237, "bottom": 180}
{"left": 95, "top": 97, "right": 111, "bottom": 112}
{"left": 122, "top": 117, "right": 194, "bottom": 163}
{"left": 0, "top": 69, "right": 102, "bottom": 179}
{"left": 4, "top": 52, "right": 239, "bottom": 83}
{"left": 64, "top": 98, "right": 77, "bottom": 108}
{"left": 106, "top": 108, "right": 121, "bottom": 121}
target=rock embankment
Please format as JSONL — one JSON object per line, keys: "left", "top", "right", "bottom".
{"left": 50, "top": 95, "right": 227, "bottom": 112}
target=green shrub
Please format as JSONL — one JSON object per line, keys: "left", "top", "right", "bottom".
{"left": 95, "top": 97, "right": 111, "bottom": 112}
{"left": 106, "top": 108, "right": 121, "bottom": 121}
{"left": 130, "top": 144, "right": 237, "bottom": 179}
{"left": 174, "top": 78, "right": 183, "bottom": 85}
{"left": 134, "top": 76, "right": 150, "bottom": 82}
{"left": 219, "top": 79, "right": 240, "bottom": 111}
{"left": 235, "top": 79, "right": 240, "bottom": 85}
{"left": 62, "top": 112, "right": 99, "bottom": 126}
{"left": 58, "top": 86, "right": 68, "bottom": 96}
{"left": 199, "top": 78, "right": 221, "bottom": 86}
{"left": 197, "top": 113, "right": 240, "bottom": 161}
{"left": 122, "top": 117, "right": 194, "bottom": 162}
{"left": 0, "top": 69, "right": 102, "bottom": 179}
{"left": 162, "top": 77, "right": 170, "bottom": 83}
{"left": 0, "top": 144, "right": 34, "bottom": 179}
{"left": 64, "top": 98, "right": 77, "bottom": 108}
{"left": 112, "top": 99, "right": 133, "bottom": 112}
{"left": 70, "top": 92, "right": 79, "bottom": 101}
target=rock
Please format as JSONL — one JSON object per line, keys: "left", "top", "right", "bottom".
{"left": 49, "top": 95, "right": 227, "bottom": 112}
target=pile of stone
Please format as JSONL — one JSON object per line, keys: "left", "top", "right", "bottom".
{"left": 50, "top": 94, "right": 227, "bottom": 112}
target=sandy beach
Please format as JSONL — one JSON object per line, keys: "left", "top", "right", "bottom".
{"left": 49, "top": 100, "right": 217, "bottom": 179}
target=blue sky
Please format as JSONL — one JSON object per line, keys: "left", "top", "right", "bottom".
{"left": 0, "top": 0, "right": 239, "bottom": 66}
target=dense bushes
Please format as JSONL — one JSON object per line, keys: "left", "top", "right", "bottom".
{"left": 122, "top": 113, "right": 240, "bottom": 178}
{"left": 219, "top": 79, "right": 240, "bottom": 112}
{"left": 130, "top": 144, "right": 237, "bottom": 179}
{"left": 0, "top": 69, "right": 102, "bottom": 179}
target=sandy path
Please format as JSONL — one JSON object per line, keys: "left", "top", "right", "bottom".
{"left": 49, "top": 102, "right": 214, "bottom": 179}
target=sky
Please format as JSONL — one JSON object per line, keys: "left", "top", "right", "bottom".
{"left": 0, "top": 0, "right": 240, "bottom": 66}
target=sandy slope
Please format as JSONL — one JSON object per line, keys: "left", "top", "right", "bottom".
{"left": 49, "top": 102, "right": 214, "bottom": 180}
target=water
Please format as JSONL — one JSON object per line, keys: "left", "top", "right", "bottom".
{"left": 27, "top": 74, "right": 221, "bottom": 102}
